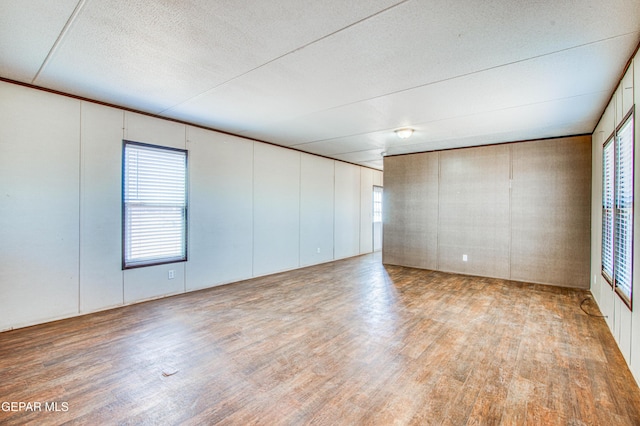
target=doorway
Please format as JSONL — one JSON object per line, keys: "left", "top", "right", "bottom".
{"left": 373, "top": 186, "right": 383, "bottom": 252}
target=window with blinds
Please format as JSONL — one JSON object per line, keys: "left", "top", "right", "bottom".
{"left": 123, "top": 141, "right": 188, "bottom": 269}
{"left": 601, "top": 110, "right": 634, "bottom": 309}
{"left": 614, "top": 113, "right": 634, "bottom": 305}
{"left": 602, "top": 137, "right": 615, "bottom": 281}
{"left": 373, "top": 186, "right": 383, "bottom": 223}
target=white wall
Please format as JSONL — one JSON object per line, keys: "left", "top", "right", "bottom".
{"left": 0, "top": 81, "right": 380, "bottom": 331}
{"left": 186, "top": 126, "right": 253, "bottom": 291}
{"left": 79, "top": 101, "right": 123, "bottom": 312}
{"left": 253, "top": 144, "right": 301, "bottom": 276}
{"left": 300, "top": 154, "right": 335, "bottom": 267}
{"left": 0, "top": 84, "right": 80, "bottom": 326}
{"left": 335, "top": 162, "right": 361, "bottom": 259}
{"left": 590, "top": 50, "right": 639, "bottom": 386}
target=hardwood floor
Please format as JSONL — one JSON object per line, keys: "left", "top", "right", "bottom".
{"left": 1, "top": 253, "right": 639, "bottom": 425}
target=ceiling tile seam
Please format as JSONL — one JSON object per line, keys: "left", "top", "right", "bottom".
{"left": 32, "top": 0, "right": 89, "bottom": 84}
{"left": 157, "top": 0, "right": 411, "bottom": 115}
{"left": 263, "top": 30, "right": 640, "bottom": 130}
{"left": 290, "top": 89, "right": 611, "bottom": 147}
{"left": 319, "top": 148, "right": 385, "bottom": 156}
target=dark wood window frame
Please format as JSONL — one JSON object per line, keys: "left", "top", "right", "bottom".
{"left": 601, "top": 107, "right": 634, "bottom": 310}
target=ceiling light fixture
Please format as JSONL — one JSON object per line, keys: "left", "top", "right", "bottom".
{"left": 395, "top": 128, "right": 414, "bottom": 139}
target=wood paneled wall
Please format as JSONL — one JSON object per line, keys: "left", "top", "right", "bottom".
{"left": 511, "top": 138, "right": 591, "bottom": 286}
{"left": 383, "top": 152, "right": 439, "bottom": 270}
{"left": 439, "top": 145, "right": 512, "bottom": 278}
{"left": 383, "top": 135, "right": 591, "bottom": 288}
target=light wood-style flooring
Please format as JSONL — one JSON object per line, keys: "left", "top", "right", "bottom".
{"left": 1, "top": 253, "right": 640, "bottom": 425}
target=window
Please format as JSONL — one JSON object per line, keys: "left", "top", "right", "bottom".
{"left": 373, "top": 186, "right": 383, "bottom": 223}
{"left": 123, "top": 141, "right": 188, "bottom": 269}
{"left": 614, "top": 113, "right": 634, "bottom": 305}
{"left": 602, "top": 136, "right": 615, "bottom": 281}
{"left": 601, "top": 110, "right": 634, "bottom": 308}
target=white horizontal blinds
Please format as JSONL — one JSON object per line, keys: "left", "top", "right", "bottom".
{"left": 124, "top": 142, "right": 187, "bottom": 268}
{"left": 614, "top": 115, "right": 634, "bottom": 303}
{"left": 602, "top": 137, "right": 615, "bottom": 281}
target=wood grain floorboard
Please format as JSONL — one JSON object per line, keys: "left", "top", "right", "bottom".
{"left": 1, "top": 252, "right": 639, "bottom": 425}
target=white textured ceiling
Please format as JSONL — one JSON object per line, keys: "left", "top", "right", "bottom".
{"left": 2, "top": 0, "right": 639, "bottom": 169}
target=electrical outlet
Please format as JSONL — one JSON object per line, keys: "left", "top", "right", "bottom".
{"left": 462, "top": 254, "right": 468, "bottom": 262}
{"left": 317, "top": 247, "right": 321, "bottom": 254}
{"left": 168, "top": 270, "right": 175, "bottom": 280}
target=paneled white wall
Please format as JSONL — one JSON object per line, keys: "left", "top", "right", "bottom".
{"left": 300, "top": 154, "right": 335, "bottom": 267}
{"left": 124, "top": 264, "right": 185, "bottom": 304}
{"left": 590, "top": 127, "right": 603, "bottom": 306}
{"left": 373, "top": 170, "right": 383, "bottom": 187}
{"left": 335, "top": 162, "right": 361, "bottom": 259}
{"left": 124, "top": 112, "right": 186, "bottom": 150}
{"left": 0, "top": 84, "right": 80, "bottom": 327}
{"left": 253, "top": 144, "right": 301, "bottom": 276}
{"left": 186, "top": 126, "right": 254, "bottom": 291}
{"left": 0, "top": 81, "right": 380, "bottom": 331}
{"left": 590, "top": 52, "right": 639, "bottom": 386}
{"left": 592, "top": 100, "right": 616, "bottom": 331}
{"left": 79, "top": 101, "right": 124, "bottom": 312}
